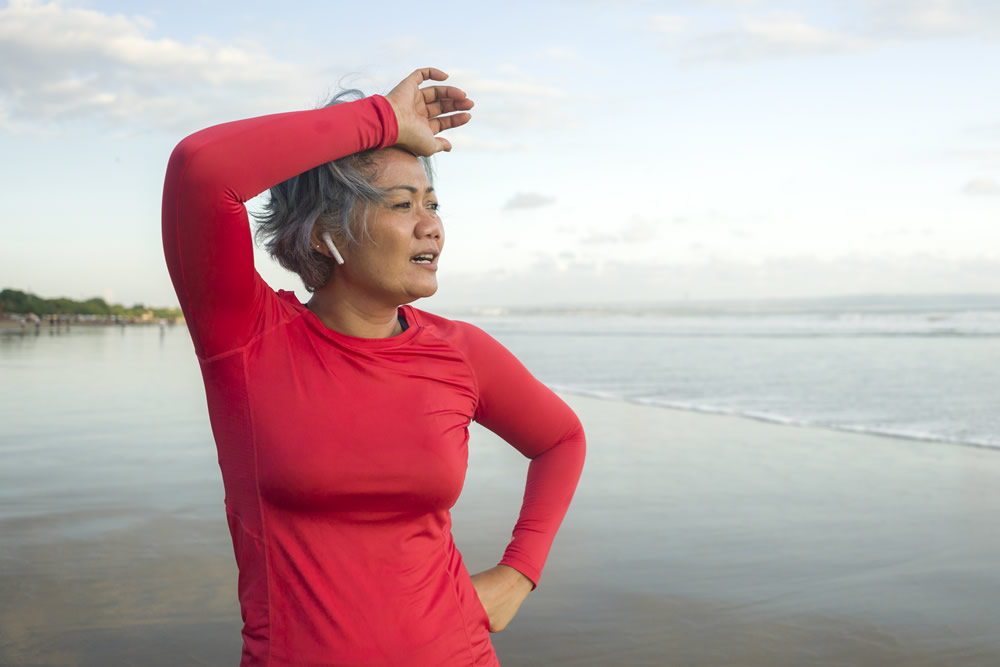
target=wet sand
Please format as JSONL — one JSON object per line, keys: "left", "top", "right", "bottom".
{"left": 3, "top": 394, "right": 1000, "bottom": 665}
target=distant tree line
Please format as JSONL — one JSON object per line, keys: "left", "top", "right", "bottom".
{"left": 0, "top": 288, "right": 182, "bottom": 320}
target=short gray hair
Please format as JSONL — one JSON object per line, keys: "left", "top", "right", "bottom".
{"left": 253, "top": 89, "right": 434, "bottom": 291}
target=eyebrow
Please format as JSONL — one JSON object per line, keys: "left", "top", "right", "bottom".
{"left": 385, "top": 186, "right": 435, "bottom": 194}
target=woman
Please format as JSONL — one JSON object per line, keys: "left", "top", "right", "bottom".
{"left": 162, "top": 67, "right": 585, "bottom": 666}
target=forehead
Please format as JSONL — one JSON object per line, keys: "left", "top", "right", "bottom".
{"left": 372, "top": 148, "right": 432, "bottom": 190}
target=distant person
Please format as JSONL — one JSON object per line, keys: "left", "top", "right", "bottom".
{"left": 161, "top": 68, "right": 585, "bottom": 665}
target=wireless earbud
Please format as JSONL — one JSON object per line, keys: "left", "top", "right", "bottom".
{"left": 321, "top": 232, "right": 345, "bottom": 265}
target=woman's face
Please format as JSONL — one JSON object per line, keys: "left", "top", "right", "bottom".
{"left": 337, "top": 148, "right": 444, "bottom": 306}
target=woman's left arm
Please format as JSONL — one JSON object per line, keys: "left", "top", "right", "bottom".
{"left": 462, "top": 324, "right": 586, "bottom": 631}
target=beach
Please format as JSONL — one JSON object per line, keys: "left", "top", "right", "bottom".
{"left": 3, "top": 392, "right": 999, "bottom": 666}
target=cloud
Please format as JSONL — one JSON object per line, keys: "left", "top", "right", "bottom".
{"left": 651, "top": 15, "right": 688, "bottom": 34}
{"left": 962, "top": 177, "right": 1000, "bottom": 196}
{"left": 0, "top": 2, "right": 576, "bottom": 138}
{"left": 579, "top": 215, "right": 658, "bottom": 245}
{"left": 444, "top": 68, "right": 571, "bottom": 132}
{"left": 973, "top": 122, "right": 1000, "bottom": 137}
{"left": 581, "top": 232, "right": 620, "bottom": 245}
{"left": 0, "top": 1, "right": 313, "bottom": 132}
{"left": 701, "top": 0, "right": 761, "bottom": 6}
{"left": 867, "top": 0, "right": 1000, "bottom": 39}
{"left": 447, "top": 135, "right": 528, "bottom": 152}
{"left": 502, "top": 192, "right": 557, "bottom": 210}
{"left": 621, "top": 216, "right": 659, "bottom": 243}
{"left": 942, "top": 148, "right": 1000, "bottom": 162}
{"left": 434, "top": 253, "right": 1000, "bottom": 307}
{"left": 660, "top": 1, "right": 1000, "bottom": 65}
{"left": 542, "top": 46, "right": 577, "bottom": 60}
{"left": 452, "top": 72, "right": 567, "bottom": 99}
{"left": 685, "top": 11, "right": 868, "bottom": 62}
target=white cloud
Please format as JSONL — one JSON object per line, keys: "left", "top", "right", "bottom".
{"left": 0, "top": 3, "right": 576, "bottom": 139}
{"left": 0, "top": 0, "right": 313, "bottom": 132}
{"left": 867, "top": 0, "right": 996, "bottom": 38}
{"left": 502, "top": 192, "right": 557, "bottom": 210}
{"left": 744, "top": 13, "right": 859, "bottom": 49}
{"left": 449, "top": 71, "right": 567, "bottom": 99}
{"left": 943, "top": 148, "right": 1000, "bottom": 162}
{"left": 703, "top": 0, "right": 761, "bottom": 6}
{"left": 447, "top": 135, "right": 529, "bottom": 152}
{"left": 576, "top": 216, "right": 658, "bottom": 245}
{"left": 441, "top": 68, "right": 571, "bottom": 132}
{"left": 962, "top": 177, "right": 1000, "bottom": 196}
{"left": 434, "top": 253, "right": 1000, "bottom": 307}
{"left": 581, "top": 232, "right": 620, "bottom": 245}
{"left": 651, "top": 14, "right": 688, "bottom": 34}
{"left": 686, "top": 11, "right": 867, "bottom": 62}
{"left": 621, "top": 215, "right": 659, "bottom": 243}
{"left": 657, "top": 1, "right": 1000, "bottom": 65}
{"left": 542, "top": 46, "right": 577, "bottom": 60}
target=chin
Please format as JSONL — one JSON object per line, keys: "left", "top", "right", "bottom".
{"left": 400, "top": 281, "right": 438, "bottom": 304}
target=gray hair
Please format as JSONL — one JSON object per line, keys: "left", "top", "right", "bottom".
{"left": 253, "top": 89, "right": 434, "bottom": 291}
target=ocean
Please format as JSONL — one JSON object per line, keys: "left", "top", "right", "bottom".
{"left": 2, "top": 295, "right": 998, "bottom": 525}
{"left": 457, "top": 297, "right": 1000, "bottom": 451}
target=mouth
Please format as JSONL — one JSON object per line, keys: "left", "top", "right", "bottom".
{"left": 409, "top": 251, "right": 439, "bottom": 266}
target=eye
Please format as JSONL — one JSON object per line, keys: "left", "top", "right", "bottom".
{"left": 427, "top": 201, "right": 440, "bottom": 211}
{"left": 392, "top": 201, "right": 411, "bottom": 210}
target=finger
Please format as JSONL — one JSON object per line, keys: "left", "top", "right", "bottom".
{"left": 424, "top": 96, "right": 475, "bottom": 118}
{"left": 420, "top": 84, "right": 470, "bottom": 106}
{"left": 429, "top": 112, "right": 471, "bottom": 133}
{"left": 407, "top": 67, "right": 449, "bottom": 86}
{"left": 434, "top": 136, "right": 453, "bottom": 153}
{"left": 423, "top": 99, "right": 450, "bottom": 118}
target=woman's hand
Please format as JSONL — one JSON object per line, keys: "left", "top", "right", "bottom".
{"left": 384, "top": 68, "right": 473, "bottom": 156}
{"left": 470, "top": 564, "right": 534, "bottom": 633}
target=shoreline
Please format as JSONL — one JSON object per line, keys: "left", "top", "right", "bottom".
{"left": 0, "top": 318, "right": 181, "bottom": 331}
{"left": 554, "top": 387, "right": 1000, "bottom": 453}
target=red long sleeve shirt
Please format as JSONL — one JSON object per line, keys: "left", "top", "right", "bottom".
{"left": 161, "top": 95, "right": 585, "bottom": 666}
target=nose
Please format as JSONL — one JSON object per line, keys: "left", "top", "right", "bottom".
{"left": 415, "top": 209, "right": 442, "bottom": 240}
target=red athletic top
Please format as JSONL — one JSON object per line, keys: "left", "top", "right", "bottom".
{"left": 161, "top": 95, "right": 586, "bottom": 666}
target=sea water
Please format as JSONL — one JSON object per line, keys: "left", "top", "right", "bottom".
{"left": 460, "top": 302, "right": 1000, "bottom": 451}
{"left": 3, "top": 298, "right": 999, "bottom": 512}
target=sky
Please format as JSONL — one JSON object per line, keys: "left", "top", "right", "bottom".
{"left": 1, "top": 0, "right": 998, "bottom": 309}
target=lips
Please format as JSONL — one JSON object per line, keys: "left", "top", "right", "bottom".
{"left": 410, "top": 248, "right": 440, "bottom": 265}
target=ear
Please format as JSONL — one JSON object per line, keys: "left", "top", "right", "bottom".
{"left": 310, "top": 225, "right": 344, "bottom": 262}
{"left": 309, "top": 223, "right": 326, "bottom": 253}
{"left": 311, "top": 225, "right": 346, "bottom": 265}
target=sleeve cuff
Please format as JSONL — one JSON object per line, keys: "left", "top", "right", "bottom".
{"left": 368, "top": 94, "right": 399, "bottom": 149}
{"left": 498, "top": 557, "right": 539, "bottom": 590}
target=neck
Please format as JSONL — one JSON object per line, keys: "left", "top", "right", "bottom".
{"left": 307, "top": 282, "right": 402, "bottom": 339}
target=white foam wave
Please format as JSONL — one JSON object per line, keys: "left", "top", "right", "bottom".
{"left": 551, "top": 386, "right": 1000, "bottom": 452}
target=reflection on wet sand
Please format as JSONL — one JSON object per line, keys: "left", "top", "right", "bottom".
{"left": 4, "top": 394, "right": 1000, "bottom": 665}
{"left": 1, "top": 515, "right": 240, "bottom": 666}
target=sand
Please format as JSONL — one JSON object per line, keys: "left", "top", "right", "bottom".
{"left": 2, "top": 394, "right": 999, "bottom": 666}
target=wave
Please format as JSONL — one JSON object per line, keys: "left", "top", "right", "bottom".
{"left": 550, "top": 384, "right": 1000, "bottom": 452}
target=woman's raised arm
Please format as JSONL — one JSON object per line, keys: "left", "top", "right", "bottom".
{"left": 161, "top": 96, "right": 398, "bottom": 358}
{"left": 161, "top": 68, "right": 471, "bottom": 359}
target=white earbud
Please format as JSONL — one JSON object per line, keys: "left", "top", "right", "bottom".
{"left": 321, "top": 232, "right": 345, "bottom": 265}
